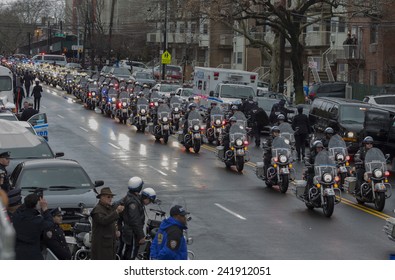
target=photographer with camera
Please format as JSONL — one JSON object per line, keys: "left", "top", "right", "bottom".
{"left": 0, "top": 151, "right": 11, "bottom": 193}
{"left": 12, "top": 191, "right": 54, "bottom": 260}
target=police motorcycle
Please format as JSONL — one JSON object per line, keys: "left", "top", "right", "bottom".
{"left": 149, "top": 91, "right": 161, "bottom": 122}
{"left": 170, "top": 96, "right": 183, "bottom": 131}
{"left": 256, "top": 136, "right": 294, "bottom": 193}
{"left": 99, "top": 83, "right": 109, "bottom": 114}
{"left": 348, "top": 148, "right": 391, "bottom": 211}
{"left": 294, "top": 150, "right": 341, "bottom": 217}
{"left": 180, "top": 110, "right": 203, "bottom": 153}
{"left": 383, "top": 210, "right": 395, "bottom": 246}
{"left": 133, "top": 97, "right": 150, "bottom": 132}
{"left": 328, "top": 134, "right": 350, "bottom": 189}
{"left": 149, "top": 104, "right": 172, "bottom": 144}
{"left": 66, "top": 212, "right": 92, "bottom": 260}
{"left": 85, "top": 81, "right": 100, "bottom": 110}
{"left": 105, "top": 87, "right": 118, "bottom": 118}
{"left": 64, "top": 73, "right": 74, "bottom": 94}
{"left": 206, "top": 107, "right": 224, "bottom": 145}
{"left": 216, "top": 123, "right": 249, "bottom": 172}
{"left": 115, "top": 90, "right": 131, "bottom": 124}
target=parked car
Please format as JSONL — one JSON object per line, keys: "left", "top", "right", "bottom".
{"left": 363, "top": 94, "right": 395, "bottom": 111}
{"left": 308, "top": 82, "right": 347, "bottom": 101}
{"left": 309, "top": 97, "right": 375, "bottom": 153}
{"left": 176, "top": 87, "right": 194, "bottom": 101}
{"left": 10, "top": 159, "right": 104, "bottom": 232}
{"left": 119, "top": 60, "right": 149, "bottom": 73}
{"left": 131, "top": 71, "right": 156, "bottom": 87}
{"left": 152, "top": 83, "right": 182, "bottom": 98}
{"left": 153, "top": 65, "right": 182, "bottom": 80}
{"left": 110, "top": 67, "right": 132, "bottom": 80}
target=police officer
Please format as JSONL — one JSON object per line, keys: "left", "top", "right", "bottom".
{"left": 117, "top": 177, "right": 156, "bottom": 260}
{"left": 222, "top": 116, "right": 237, "bottom": 152}
{"left": 354, "top": 136, "right": 374, "bottom": 196}
{"left": 269, "top": 99, "right": 293, "bottom": 124}
{"left": 240, "top": 95, "right": 256, "bottom": 115}
{"left": 43, "top": 207, "right": 72, "bottom": 260}
{"left": 262, "top": 126, "right": 280, "bottom": 179}
{"left": 206, "top": 101, "right": 218, "bottom": 127}
{"left": 0, "top": 151, "right": 11, "bottom": 193}
{"left": 320, "top": 127, "right": 334, "bottom": 148}
{"left": 292, "top": 106, "right": 311, "bottom": 160}
{"left": 226, "top": 105, "right": 239, "bottom": 120}
{"left": 182, "top": 103, "right": 197, "bottom": 139}
{"left": 150, "top": 205, "right": 189, "bottom": 260}
{"left": 304, "top": 140, "right": 324, "bottom": 199}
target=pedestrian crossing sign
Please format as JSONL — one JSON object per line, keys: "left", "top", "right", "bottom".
{"left": 161, "top": 51, "right": 171, "bottom": 65}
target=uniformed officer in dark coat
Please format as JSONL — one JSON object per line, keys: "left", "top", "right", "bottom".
{"left": 12, "top": 193, "right": 54, "bottom": 260}
{"left": 0, "top": 151, "right": 11, "bottom": 193}
{"left": 43, "top": 207, "right": 72, "bottom": 260}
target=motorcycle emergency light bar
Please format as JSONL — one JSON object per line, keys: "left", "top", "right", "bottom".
{"left": 385, "top": 171, "right": 390, "bottom": 177}
{"left": 244, "top": 140, "right": 249, "bottom": 146}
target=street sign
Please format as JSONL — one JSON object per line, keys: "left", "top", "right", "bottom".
{"left": 161, "top": 50, "right": 171, "bottom": 65}
{"left": 54, "top": 33, "right": 66, "bottom": 38}
{"left": 71, "top": 45, "right": 83, "bottom": 51}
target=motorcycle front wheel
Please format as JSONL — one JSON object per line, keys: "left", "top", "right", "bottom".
{"left": 193, "top": 141, "right": 200, "bottom": 153}
{"left": 374, "top": 192, "right": 385, "bottom": 212}
{"left": 279, "top": 174, "right": 289, "bottom": 193}
{"left": 235, "top": 156, "right": 244, "bottom": 172}
{"left": 163, "top": 132, "right": 169, "bottom": 144}
{"left": 322, "top": 196, "right": 335, "bottom": 217}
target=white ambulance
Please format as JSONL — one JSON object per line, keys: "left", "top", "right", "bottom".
{"left": 192, "top": 67, "right": 258, "bottom": 110}
{"left": 0, "top": 65, "right": 14, "bottom": 107}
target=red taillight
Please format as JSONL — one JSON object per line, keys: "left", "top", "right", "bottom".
{"left": 250, "top": 75, "right": 256, "bottom": 83}
{"left": 88, "top": 92, "right": 91, "bottom": 97}
{"left": 213, "top": 72, "right": 219, "bottom": 80}
{"left": 150, "top": 102, "right": 154, "bottom": 106}
{"left": 118, "top": 102, "right": 122, "bottom": 108}
{"left": 114, "top": 83, "right": 119, "bottom": 89}
{"left": 385, "top": 171, "right": 390, "bottom": 177}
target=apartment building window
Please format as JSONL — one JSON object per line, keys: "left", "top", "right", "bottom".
{"left": 338, "top": 18, "right": 345, "bottom": 33}
{"left": 371, "top": 24, "right": 378, "bottom": 44}
{"left": 169, "top": 23, "right": 175, "bottom": 33}
{"left": 237, "top": 52, "right": 243, "bottom": 64}
{"left": 370, "top": 70, "right": 377, "bottom": 86}
{"left": 191, "top": 22, "right": 196, "bottom": 34}
{"left": 203, "top": 24, "right": 208, "bottom": 35}
{"left": 180, "top": 23, "right": 185, "bottom": 33}
{"left": 149, "top": 34, "right": 156, "bottom": 42}
{"left": 287, "top": 0, "right": 292, "bottom": 8}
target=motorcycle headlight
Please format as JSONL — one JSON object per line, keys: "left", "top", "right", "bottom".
{"left": 322, "top": 173, "right": 333, "bottom": 183}
{"left": 235, "top": 139, "right": 243, "bottom": 146}
{"left": 193, "top": 125, "right": 200, "bottom": 131}
{"left": 174, "top": 107, "right": 179, "bottom": 112}
{"left": 92, "top": 92, "right": 96, "bottom": 96}
{"left": 122, "top": 102, "right": 127, "bottom": 106}
{"left": 347, "top": 132, "right": 354, "bottom": 138}
{"left": 141, "top": 109, "right": 146, "bottom": 114}
{"left": 111, "top": 97, "right": 116, "bottom": 102}
{"left": 335, "top": 153, "right": 344, "bottom": 161}
{"left": 284, "top": 139, "right": 290, "bottom": 145}
{"left": 215, "top": 119, "right": 221, "bottom": 125}
{"left": 154, "top": 102, "right": 158, "bottom": 106}
{"left": 279, "top": 155, "right": 287, "bottom": 163}
{"left": 373, "top": 169, "right": 383, "bottom": 178}
{"left": 162, "top": 116, "right": 168, "bottom": 122}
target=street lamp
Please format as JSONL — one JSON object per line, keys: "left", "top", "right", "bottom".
{"left": 73, "top": 7, "right": 80, "bottom": 61}
{"left": 162, "top": 0, "right": 168, "bottom": 80}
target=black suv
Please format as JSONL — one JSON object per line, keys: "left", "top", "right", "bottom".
{"left": 308, "top": 82, "right": 347, "bottom": 101}
{"left": 309, "top": 97, "right": 374, "bottom": 153}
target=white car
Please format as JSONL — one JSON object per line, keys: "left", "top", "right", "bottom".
{"left": 363, "top": 95, "right": 395, "bottom": 110}
{"left": 176, "top": 87, "right": 194, "bottom": 101}
{"left": 119, "top": 60, "right": 149, "bottom": 73}
{"left": 152, "top": 83, "right": 181, "bottom": 98}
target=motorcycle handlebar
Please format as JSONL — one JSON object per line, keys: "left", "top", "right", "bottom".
{"left": 149, "top": 208, "right": 166, "bottom": 216}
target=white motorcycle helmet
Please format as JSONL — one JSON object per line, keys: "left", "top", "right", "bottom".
{"left": 128, "top": 176, "right": 144, "bottom": 193}
{"left": 141, "top": 187, "right": 156, "bottom": 202}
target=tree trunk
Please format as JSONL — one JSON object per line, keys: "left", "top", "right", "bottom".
{"left": 270, "top": 32, "right": 280, "bottom": 91}
{"left": 290, "top": 40, "right": 305, "bottom": 105}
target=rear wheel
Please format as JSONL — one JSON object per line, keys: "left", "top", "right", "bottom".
{"left": 374, "top": 192, "right": 385, "bottom": 212}
{"left": 323, "top": 196, "right": 335, "bottom": 217}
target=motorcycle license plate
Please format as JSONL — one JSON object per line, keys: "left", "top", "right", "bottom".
{"left": 280, "top": 168, "right": 289, "bottom": 174}
{"left": 375, "top": 183, "right": 386, "bottom": 191}
{"left": 60, "top": 223, "right": 72, "bottom": 231}
{"left": 340, "top": 166, "right": 347, "bottom": 173}
{"left": 324, "top": 188, "right": 335, "bottom": 196}
{"left": 174, "top": 114, "right": 180, "bottom": 118}
{"left": 141, "top": 116, "right": 147, "bottom": 120}
{"left": 122, "top": 109, "right": 127, "bottom": 112}
{"left": 194, "top": 134, "right": 201, "bottom": 139}
{"left": 216, "top": 128, "right": 222, "bottom": 133}
{"left": 236, "top": 149, "right": 245, "bottom": 156}
{"left": 163, "top": 125, "right": 169, "bottom": 130}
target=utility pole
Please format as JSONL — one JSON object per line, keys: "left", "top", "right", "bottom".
{"left": 161, "top": 0, "right": 168, "bottom": 80}
{"left": 108, "top": 0, "right": 117, "bottom": 64}
{"left": 278, "top": 32, "right": 285, "bottom": 94}
{"left": 27, "top": 32, "right": 31, "bottom": 56}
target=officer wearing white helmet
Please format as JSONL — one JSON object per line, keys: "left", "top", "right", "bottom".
{"left": 116, "top": 176, "right": 157, "bottom": 260}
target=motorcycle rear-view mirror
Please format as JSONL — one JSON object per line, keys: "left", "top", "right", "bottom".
{"left": 94, "top": 180, "right": 104, "bottom": 187}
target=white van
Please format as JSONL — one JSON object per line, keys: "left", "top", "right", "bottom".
{"left": 32, "top": 54, "right": 67, "bottom": 66}
{"left": 0, "top": 65, "right": 14, "bottom": 106}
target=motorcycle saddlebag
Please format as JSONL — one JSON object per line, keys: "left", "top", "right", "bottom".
{"left": 73, "top": 222, "right": 91, "bottom": 234}
{"left": 177, "top": 131, "right": 184, "bottom": 142}
{"left": 344, "top": 177, "right": 356, "bottom": 194}
{"left": 216, "top": 146, "right": 225, "bottom": 159}
{"left": 148, "top": 124, "right": 154, "bottom": 134}
{"left": 255, "top": 162, "right": 264, "bottom": 177}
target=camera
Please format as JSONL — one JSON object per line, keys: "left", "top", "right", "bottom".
{"left": 34, "top": 189, "right": 44, "bottom": 199}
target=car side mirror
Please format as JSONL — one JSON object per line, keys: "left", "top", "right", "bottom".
{"left": 95, "top": 180, "right": 104, "bottom": 187}
{"left": 257, "top": 91, "right": 264, "bottom": 97}
{"left": 209, "top": 91, "right": 214, "bottom": 97}
{"left": 55, "top": 152, "right": 64, "bottom": 158}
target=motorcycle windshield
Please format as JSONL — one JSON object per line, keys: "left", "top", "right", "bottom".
{"left": 328, "top": 134, "right": 348, "bottom": 159}
{"left": 279, "top": 123, "right": 295, "bottom": 144}
{"left": 170, "top": 96, "right": 182, "bottom": 109}
{"left": 314, "top": 150, "right": 337, "bottom": 177}
{"left": 271, "top": 137, "right": 292, "bottom": 159}
{"left": 158, "top": 104, "right": 171, "bottom": 119}
{"left": 150, "top": 92, "right": 161, "bottom": 103}
{"left": 137, "top": 98, "right": 149, "bottom": 111}
{"left": 229, "top": 124, "right": 247, "bottom": 143}
{"left": 108, "top": 89, "right": 117, "bottom": 96}
{"left": 211, "top": 107, "right": 224, "bottom": 122}
{"left": 365, "top": 147, "right": 387, "bottom": 173}
{"left": 233, "top": 111, "right": 247, "bottom": 127}
{"left": 188, "top": 111, "right": 202, "bottom": 127}
{"left": 119, "top": 92, "right": 129, "bottom": 99}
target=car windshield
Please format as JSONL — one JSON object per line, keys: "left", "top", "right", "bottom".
{"left": 0, "top": 114, "right": 18, "bottom": 121}
{"left": 0, "top": 142, "right": 54, "bottom": 159}
{"left": 256, "top": 98, "right": 278, "bottom": 112}
{"left": 18, "top": 166, "right": 92, "bottom": 189}
{"left": 135, "top": 72, "right": 153, "bottom": 79}
{"left": 340, "top": 105, "right": 367, "bottom": 124}
{"left": 160, "top": 84, "right": 181, "bottom": 92}
{"left": 220, "top": 85, "right": 255, "bottom": 98}
{"left": 374, "top": 96, "right": 395, "bottom": 105}
{"left": 113, "top": 68, "right": 131, "bottom": 75}
{"left": 181, "top": 89, "right": 193, "bottom": 96}
{"left": 0, "top": 76, "right": 12, "bottom": 91}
